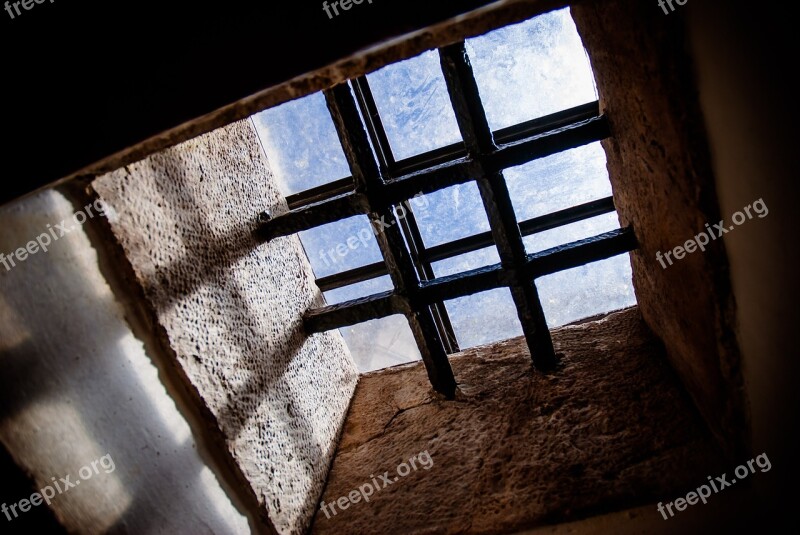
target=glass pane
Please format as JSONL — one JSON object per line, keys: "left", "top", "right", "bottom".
{"left": 414, "top": 183, "right": 490, "bottom": 248}
{"left": 445, "top": 288, "right": 522, "bottom": 349}
{"left": 537, "top": 254, "right": 636, "bottom": 328}
{"left": 338, "top": 315, "right": 421, "bottom": 372}
{"left": 253, "top": 92, "right": 350, "bottom": 196}
{"left": 523, "top": 212, "right": 620, "bottom": 254}
{"left": 323, "top": 275, "right": 394, "bottom": 305}
{"left": 367, "top": 50, "right": 462, "bottom": 160}
{"left": 466, "top": 7, "right": 598, "bottom": 131}
{"left": 298, "top": 215, "right": 382, "bottom": 279}
{"left": 431, "top": 246, "right": 500, "bottom": 278}
{"left": 506, "top": 142, "right": 611, "bottom": 222}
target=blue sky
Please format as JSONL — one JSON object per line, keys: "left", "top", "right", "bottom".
{"left": 253, "top": 8, "right": 636, "bottom": 372}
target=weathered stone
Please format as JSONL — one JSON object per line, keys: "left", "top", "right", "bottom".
{"left": 312, "top": 307, "right": 722, "bottom": 534}
{"left": 93, "top": 119, "right": 359, "bottom": 534}
{"left": 571, "top": 0, "right": 746, "bottom": 458}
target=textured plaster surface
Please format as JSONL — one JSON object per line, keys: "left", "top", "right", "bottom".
{"left": 312, "top": 308, "right": 722, "bottom": 534}
{"left": 93, "top": 119, "right": 358, "bottom": 534}
{"left": 0, "top": 189, "right": 249, "bottom": 533}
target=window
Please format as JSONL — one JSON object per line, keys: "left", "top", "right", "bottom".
{"left": 254, "top": 8, "right": 637, "bottom": 389}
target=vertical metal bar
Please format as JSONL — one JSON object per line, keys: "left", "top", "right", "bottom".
{"left": 439, "top": 42, "right": 557, "bottom": 370}
{"left": 324, "top": 83, "right": 458, "bottom": 397}
{"left": 352, "top": 76, "right": 461, "bottom": 354}
{"left": 395, "top": 208, "right": 461, "bottom": 353}
{"left": 352, "top": 76, "right": 397, "bottom": 172}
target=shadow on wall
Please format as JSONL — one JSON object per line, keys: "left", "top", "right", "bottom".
{"left": 0, "top": 189, "right": 249, "bottom": 533}
{"left": 90, "top": 119, "right": 359, "bottom": 535}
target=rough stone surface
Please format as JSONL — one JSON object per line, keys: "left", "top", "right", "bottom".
{"left": 93, "top": 119, "right": 359, "bottom": 535}
{"left": 571, "top": 0, "right": 746, "bottom": 457}
{"left": 312, "top": 308, "right": 723, "bottom": 534}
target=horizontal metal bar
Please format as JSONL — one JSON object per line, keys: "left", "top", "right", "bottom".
{"left": 257, "top": 191, "right": 368, "bottom": 241}
{"left": 486, "top": 116, "right": 610, "bottom": 172}
{"left": 385, "top": 117, "right": 609, "bottom": 206}
{"left": 315, "top": 197, "right": 617, "bottom": 291}
{"left": 286, "top": 177, "right": 354, "bottom": 211}
{"left": 304, "top": 290, "right": 405, "bottom": 333}
{"left": 526, "top": 227, "right": 638, "bottom": 278}
{"left": 284, "top": 101, "right": 603, "bottom": 211}
{"left": 424, "top": 196, "right": 617, "bottom": 263}
{"left": 417, "top": 263, "right": 507, "bottom": 303}
{"left": 495, "top": 101, "right": 601, "bottom": 144}
{"left": 307, "top": 228, "right": 638, "bottom": 330}
{"left": 269, "top": 117, "right": 609, "bottom": 238}
{"left": 520, "top": 196, "right": 616, "bottom": 238}
{"left": 316, "top": 261, "right": 387, "bottom": 292}
{"left": 381, "top": 158, "right": 481, "bottom": 203}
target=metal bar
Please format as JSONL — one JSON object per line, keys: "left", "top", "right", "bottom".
{"left": 354, "top": 75, "right": 461, "bottom": 354}
{"left": 315, "top": 196, "right": 617, "bottom": 291}
{"left": 306, "top": 228, "right": 637, "bottom": 330}
{"left": 308, "top": 266, "right": 505, "bottom": 332}
{"left": 284, "top": 113, "right": 605, "bottom": 213}
{"left": 519, "top": 197, "right": 616, "bottom": 240}
{"left": 424, "top": 196, "right": 617, "bottom": 263}
{"left": 494, "top": 101, "right": 600, "bottom": 144}
{"left": 390, "top": 101, "right": 601, "bottom": 176}
{"left": 417, "top": 263, "right": 507, "bottom": 304}
{"left": 382, "top": 119, "right": 606, "bottom": 205}
{"left": 395, "top": 203, "right": 461, "bottom": 354}
{"left": 324, "top": 83, "right": 457, "bottom": 398}
{"left": 304, "top": 291, "right": 404, "bottom": 332}
{"left": 383, "top": 157, "right": 480, "bottom": 203}
{"left": 485, "top": 116, "right": 609, "bottom": 173}
{"left": 287, "top": 177, "right": 354, "bottom": 211}
{"left": 527, "top": 227, "right": 638, "bottom": 278}
{"left": 352, "top": 77, "right": 397, "bottom": 171}
{"left": 269, "top": 119, "right": 607, "bottom": 236}
{"left": 285, "top": 101, "right": 602, "bottom": 210}
{"left": 316, "top": 261, "right": 387, "bottom": 292}
{"left": 440, "top": 42, "right": 557, "bottom": 370}
{"left": 256, "top": 191, "right": 368, "bottom": 241}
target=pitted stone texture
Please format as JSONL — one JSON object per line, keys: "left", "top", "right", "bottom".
{"left": 312, "top": 308, "right": 722, "bottom": 534}
{"left": 94, "top": 119, "right": 358, "bottom": 535}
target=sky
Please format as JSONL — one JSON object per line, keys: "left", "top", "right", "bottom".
{"left": 253, "top": 8, "right": 636, "bottom": 372}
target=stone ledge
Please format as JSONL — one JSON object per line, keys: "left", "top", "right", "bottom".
{"left": 312, "top": 307, "right": 722, "bottom": 534}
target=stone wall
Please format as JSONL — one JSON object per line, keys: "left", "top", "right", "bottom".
{"left": 93, "top": 119, "right": 359, "bottom": 534}
{"left": 312, "top": 308, "right": 722, "bottom": 534}
{"left": 571, "top": 0, "right": 747, "bottom": 458}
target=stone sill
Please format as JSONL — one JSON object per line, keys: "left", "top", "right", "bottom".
{"left": 311, "top": 306, "right": 723, "bottom": 534}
